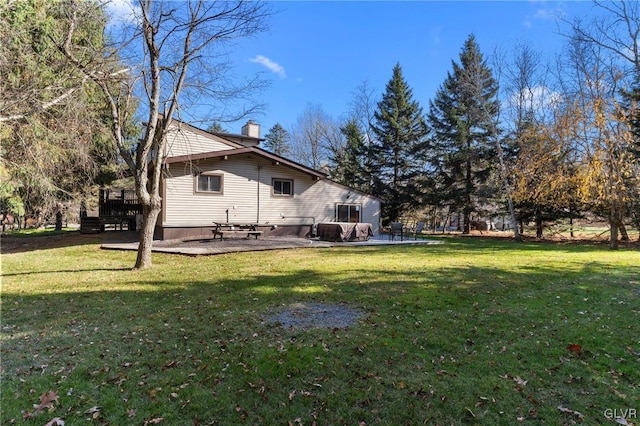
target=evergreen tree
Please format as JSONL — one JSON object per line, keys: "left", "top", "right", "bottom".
{"left": 619, "top": 75, "right": 640, "bottom": 239}
{"left": 622, "top": 74, "right": 640, "bottom": 160}
{"left": 370, "top": 63, "right": 429, "bottom": 223}
{"left": 207, "top": 122, "right": 227, "bottom": 133}
{"left": 263, "top": 123, "right": 291, "bottom": 156}
{"left": 330, "top": 119, "right": 370, "bottom": 192}
{"left": 0, "top": 0, "right": 120, "bottom": 225}
{"left": 427, "top": 34, "right": 500, "bottom": 233}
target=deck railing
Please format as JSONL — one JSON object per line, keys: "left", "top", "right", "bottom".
{"left": 99, "top": 189, "right": 143, "bottom": 217}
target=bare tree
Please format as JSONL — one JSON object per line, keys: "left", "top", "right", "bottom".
{"left": 58, "top": 0, "right": 271, "bottom": 269}
{"left": 565, "top": 0, "right": 640, "bottom": 74}
{"left": 347, "top": 80, "right": 377, "bottom": 145}
{"left": 290, "top": 103, "right": 336, "bottom": 170}
{"left": 493, "top": 42, "right": 564, "bottom": 239}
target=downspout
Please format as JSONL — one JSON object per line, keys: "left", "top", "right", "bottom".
{"left": 256, "top": 165, "right": 262, "bottom": 223}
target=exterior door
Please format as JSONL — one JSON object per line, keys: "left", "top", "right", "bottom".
{"left": 336, "top": 204, "right": 361, "bottom": 223}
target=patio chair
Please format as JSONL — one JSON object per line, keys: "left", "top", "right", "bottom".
{"left": 389, "top": 222, "right": 404, "bottom": 241}
{"left": 413, "top": 221, "right": 425, "bottom": 239}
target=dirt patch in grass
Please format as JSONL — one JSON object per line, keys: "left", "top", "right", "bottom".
{"left": 267, "top": 302, "right": 366, "bottom": 330}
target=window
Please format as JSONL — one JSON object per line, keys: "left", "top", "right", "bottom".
{"left": 272, "top": 178, "right": 293, "bottom": 197}
{"left": 336, "top": 204, "right": 361, "bottom": 223}
{"left": 195, "top": 173, "right": 223, "bottom": 194}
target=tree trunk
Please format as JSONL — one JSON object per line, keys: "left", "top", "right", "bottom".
{"left": 55, "top": 211, "right": 63, "bottom": 231}
{"left": 609, "top": 204, "right": 620, "bottom": 250}
{"left": 569, "top": 214, "right": 574, "bottom": 238}
{"left": 464, "top": 151, "right": 472, "bottom": 235}
{"left": 463, "top": 211, "right": 471, "bottom": 234}
{"left": 535, "top": 206, "right": 543, "bottom": 239}
{"left": 610, "top": 222, "right": 619, "bottom": 250}
{"left": 134, "top": 204, "right": 161, "bottom": 270}
{"left": 618, "top": 224, "right": 630, "bottom": 241}
{"left": 444, "top": 209, "right": 451, "bottom": 233}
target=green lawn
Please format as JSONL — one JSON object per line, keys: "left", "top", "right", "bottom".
{"left": 2, "top": 236, "right": 638, "bottom": 425}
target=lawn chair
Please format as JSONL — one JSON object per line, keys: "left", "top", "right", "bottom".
{"left": 413, "top": 221, "right": 425, "bottom": 239}
{"left": 389, "top": 222, "right": 404, "bottom": 241}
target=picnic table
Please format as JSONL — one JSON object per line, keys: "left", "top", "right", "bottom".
{"left": 212, "top": 222, "right": 263, "bottom": 240}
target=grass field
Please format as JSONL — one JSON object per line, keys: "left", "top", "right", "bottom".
{"left": 1, "top": 235, "right": 639, "bottom": 425}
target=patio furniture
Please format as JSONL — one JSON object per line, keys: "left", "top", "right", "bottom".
{"left": 413, "top": 221, "right": 425, "bottom": 239}
{"left": 317, "top": 222, "right": 373, "bottom": 242}
{"left": 212, "top": 222, "right": 263, "bottom": 240}
{"left": 389, "top": 222, "right": 404, "bottom": 241}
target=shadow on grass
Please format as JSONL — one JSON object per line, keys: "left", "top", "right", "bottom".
{"left": 1, "top": 230, "right": 139, "bottom": 254}
{"left": 2, "top": 267, "right": 133, "bottom": 277}
{"left": 2, "top": 242, "right": 639, "bottom": 425}
{"left": 3, "top": 256, "right": 638, "bottom": 344}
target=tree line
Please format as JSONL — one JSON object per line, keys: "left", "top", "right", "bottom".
{"left": 263, "top": 13, "right": 640, "bottom": 249}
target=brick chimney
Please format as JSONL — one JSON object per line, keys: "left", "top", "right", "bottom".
{"left": 241, "top": 120, "right": 260, "bottom": 138}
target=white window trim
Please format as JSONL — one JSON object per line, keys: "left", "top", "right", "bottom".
{"left": 272, "top": 178, "right": 294, "bottom": 197}
{"left": 336, "top": 203, "right": 362, "bottom": 223}
{"left": 194, "top": 172, "right": 224, "bottom": 195}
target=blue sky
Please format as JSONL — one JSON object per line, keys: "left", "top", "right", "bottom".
{"left": 229, "top": 1, "right": 600, "bottom": 137}
{"left": 109, "top": 1, "right": 601, "bottom": 136}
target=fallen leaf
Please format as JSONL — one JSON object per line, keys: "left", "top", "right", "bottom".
{"left": 127, "top": 409, "right": 136, "bottom": 418}
{"left": 162, "top": 361, "right": 178, "bottom": 370}
{"left": 85, "top": 406, "right": 100, "bottom": 419}
{"left": 567, "top": 344, "right": 582, "bottom": 356}
{"left": 44, "top": 418, "right": 65, "bottom": 426}
{"left": 558, "top": 405, "right": 584, "bottom": 420}
{"left": 144, "top": 417, "right": 164, "bottom": 425}
{"left": 513, "top": 376, "right": 528, "bottom": 386}
{"left": 34, "top": 391, "right": 59, "bottom": 412}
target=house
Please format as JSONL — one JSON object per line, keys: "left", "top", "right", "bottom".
{"left": 155, "top": 119, "right": 381, "bottom": 240}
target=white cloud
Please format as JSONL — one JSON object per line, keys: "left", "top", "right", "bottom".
{"left": 533, "top": 7, "right": 564, "bottom": 21}
{"left": 506, "top": 85, "right": 563, "bottom": 117}
{"left": 523, "top": 7, "right": 565, "bottom": 29}
{"left": 104, "top": 0, "right": 141, "bottom": 25}
{"left": 250, "top": 55, "right": 286, "bottom": 78}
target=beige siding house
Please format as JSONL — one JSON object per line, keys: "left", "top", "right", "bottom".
{"left": 157, "top": 120, "right": 381, "bottom": 240}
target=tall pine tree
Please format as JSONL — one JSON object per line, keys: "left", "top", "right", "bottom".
{"left": 371, "top": 63, "right": 428, "bottom": 223}
{"left": 427, "top": 34, "right": 500, "bottom": 234}
{"left": 330, "top": 119, "right": 370, "bottom": 193}
{"left": 263, "top": 123, "right": 291, "bottom": 156}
